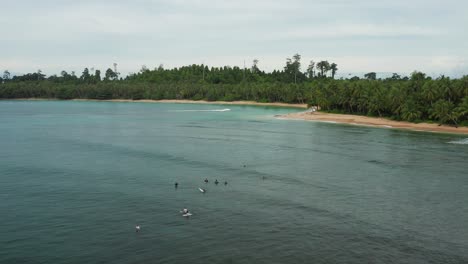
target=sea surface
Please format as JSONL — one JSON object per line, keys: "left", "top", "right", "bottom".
{"left": 1, "top": 100, "right": 467, "bottom": 264}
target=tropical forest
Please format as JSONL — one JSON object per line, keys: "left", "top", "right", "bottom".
{"left": 1, "top": 54, "right": 467, "bottom": 126}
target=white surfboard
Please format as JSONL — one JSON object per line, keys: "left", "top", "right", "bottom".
{"left": 183, "top": 213, "right": 192, "bottom": 217}
{"left": 199, "top": 188, "right": 206, "bottom": 193}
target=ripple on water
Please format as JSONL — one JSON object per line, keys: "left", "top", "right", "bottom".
{"left": 448, "top": 138, "right": 468, "bottom": 145}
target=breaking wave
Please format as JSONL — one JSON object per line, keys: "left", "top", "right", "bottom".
{"left": 448, "top": 138, "right": 468, "bottom": 145}
{"left": 169, "top": 109, "right": 231, "bottom": 112}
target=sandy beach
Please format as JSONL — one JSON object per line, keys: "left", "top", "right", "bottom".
{"left": 4, "top": 98, "right": 467, "bottom": 134}
{"left": 278, "top": 111, "right": 468, "bottom": 135}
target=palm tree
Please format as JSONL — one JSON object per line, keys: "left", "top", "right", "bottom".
{"left": 316, "top": 61, "right": 330, "bottom": 78}
{"left": 367, "top": 85, "right": 385, "bottom": 116}
{"left": 447, "top": 111, "right": 461, "bottom": 127}
{"left": 430, "top": 99, "right": 455, "bottom": 125}
{"left": 421, "top": 81, "right": 439, "bottom": 107}
{"left": 454, "top": 96, "right": 468, "bottom": 120}
{"left": 401, "top": 101, "right": 422, "bottom": 122}
{"left": 330, "top": 63, "right": 338, "bottom": 79}
{"left": 307, "top": 61, "right": 315, "bottom": 79}
{"left": 389, "top": 84, "right": 405, "bottom": 119}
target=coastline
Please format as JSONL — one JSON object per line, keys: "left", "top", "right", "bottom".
{"left": 76, "top": 99, "right": 308, "bottom": 108}
{"left": 3, "top": 98, "right": 466, "bottom": 134}
{"left": 277, "top": 112, "right": 468, "bottom": 135}
{"left": 0, "top": 98, "right": 307, "bottom": 109}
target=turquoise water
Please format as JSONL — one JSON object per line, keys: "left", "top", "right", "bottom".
{"left": 1, "top": 100, "right": 467, "bottom": 264}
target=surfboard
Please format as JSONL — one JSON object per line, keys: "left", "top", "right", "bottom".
{"left": 199, "top": 188, "right": 205, "bottom": 193}
{"left": 183, "top": 213, "right": 192, "bottom": 217}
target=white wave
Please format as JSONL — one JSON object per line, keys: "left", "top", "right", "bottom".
{"left": 169, "top": 108, "right": 231, "bottom": 112}
{"left": 448, "top": 138, "right": 468, "bottom": 145}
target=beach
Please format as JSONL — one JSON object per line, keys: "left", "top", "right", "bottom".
{"left": 278, "top": 111, "right": 468, "bottom": 135}
{"left": 4, "top": 98, "right": 467, "bottom": 134}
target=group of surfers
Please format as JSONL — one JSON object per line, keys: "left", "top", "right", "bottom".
{"left": 204, "top": 178, "right": 227, "bottom": 185}
{"left": 137, "top": 178, "right": 231, "bottom": 232}
{"left": 174, "top": 178, "right": 227, "bottom": 188}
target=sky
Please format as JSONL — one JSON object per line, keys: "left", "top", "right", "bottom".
{"left": 1, "top": 0, "right": 467, "bottom": 77}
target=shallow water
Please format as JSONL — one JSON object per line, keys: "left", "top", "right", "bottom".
{"left": 1, "top": 100, "right": 467, "bottom": 264}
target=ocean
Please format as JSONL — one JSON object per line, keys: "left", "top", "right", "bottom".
{"left": 1, "top": 100, "right": 467, "bottom": 264}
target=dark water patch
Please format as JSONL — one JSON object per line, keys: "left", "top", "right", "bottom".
{"left": 177, "top": 124, "right": 213, "bottom": 129}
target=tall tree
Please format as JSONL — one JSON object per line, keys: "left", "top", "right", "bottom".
{"left": 364, "top": 72, "right": 377, "bottom": 80}
{"left": 390, "top": 73, "right": 401, "bottom": 80}
{"left": 113, "top": 63, "right": 120, "bottom": 79}
{"left": 293, "top": 54, "right": 301, "bottom": 84}
{"left": 104, "top": 68, "right": 117, "bottom": 81}
{"left": 95, "top": 69, "right": 101, "bottom": 82}
{"left": 140, "top": 65, "right": 149, "bottom": 73}
{"left": 307, "top": 61, "right": 315, "bottom": 79}
{"left": 330, "top": 63, "right": 338, "bottom": 79}
{"left": 81, "top": 68, "right": 91, "bottom": 83}
{"left": 3, "top": 70, "right": 11, "bottom": 81}
{"left": 37, "top": 69, "right": 45, "bottom": 81}
{"left": 316, "top": 61, "right": 330, "bottom": 78}
{"left": 284, "top": 54, "right": 301, "bottom": 84}
{"left": 251, "top": 59, "right": 259, "bottom": 74}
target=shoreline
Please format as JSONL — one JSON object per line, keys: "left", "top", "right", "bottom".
{"left": 277, "top": 112, "right": 468, "bottom": 135}
{"left": 77, "top": 99, "right": 308, "bottom": 108}
{"left": 1, "top": 98, "right": 307, "bottom": 109}
{"left": 3, "top": 98, "right": 467, "bottom": 134}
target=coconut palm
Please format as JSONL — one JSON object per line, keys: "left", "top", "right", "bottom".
{"left": 401, "top": 100, "right": 422, "bottom": 121}
{"left": 430, "top": 100, "right": 455, "bottom": 125}
{"left": 330, "top": 63, "right": 338, "bottom": 79}
{"left": 316, "top": 61, "right": 330, "bottom": 78}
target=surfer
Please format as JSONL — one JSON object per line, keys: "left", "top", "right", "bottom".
{"left": 215, "top": 179, "right": 219, "bottom": 185}
{"left": 182, "top": 208, "right": 189, "bottom": 214}
{"left": 204, "top": 178, "right": 208, "bottom": 183}
{"left": 224, "top": 181, "right": 228, "bottom": 185}
{"left": 175, "top": 182, "right": 178, "bottom": 188}
{"left": 135, "top": 225, "right": 141, "bottom": 232}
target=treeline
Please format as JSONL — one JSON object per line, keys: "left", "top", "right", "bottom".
{"left": 1, "top": 54, "right": 467, "bottom": 126}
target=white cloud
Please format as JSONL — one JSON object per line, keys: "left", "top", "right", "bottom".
{"left": 0, "top": 0, "right": 467, "bottom": 76}
{"left": 282, "top": 24, "right": 440, "bottom": 39}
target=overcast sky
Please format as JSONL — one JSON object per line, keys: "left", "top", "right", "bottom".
{"left": 1, "top": 0, "right": 467, "bottom": 77}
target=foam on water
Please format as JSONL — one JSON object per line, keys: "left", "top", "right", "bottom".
{"left": 448, "top": 138, "right": 468, "bottom": 145}
{"left": 169, "top": 108, "right": 231, "bottom": 112}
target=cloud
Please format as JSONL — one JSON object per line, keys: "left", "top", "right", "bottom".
{"left": 0, "top": 0, "right": 467, "bottom": 77}
{"left": 282, "top": 24, "right": 440, "bottom": 39}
